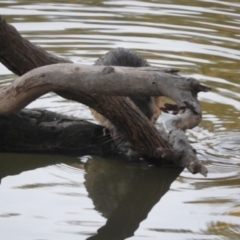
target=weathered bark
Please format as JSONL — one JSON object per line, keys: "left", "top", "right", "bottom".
{"left": 0, "top": 109, "right": 111, "bottom": 155}
{"left": 0, "top": 17, "right": 209, "bottom": 176}
{"left": 0, "top": 18, "right": 71, "bottom": 76}
{"left": 0, "top": 63, "right": 209, "bottom": 114}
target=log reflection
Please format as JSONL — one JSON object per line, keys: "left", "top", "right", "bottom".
{"left": 0, "top": 153, "right": 78, "bottom": 183}
{"left": 0, "top": 153, "right": 183, "bottom": 240}
{"left": 84, "top": 157, "right": 183, "bottom": 240}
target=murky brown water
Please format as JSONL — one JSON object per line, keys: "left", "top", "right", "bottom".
{"left": 0, "top": 0, "right": 240, "bottom": 239}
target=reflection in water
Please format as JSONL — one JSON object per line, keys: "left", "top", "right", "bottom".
{"left": 0, "top": 132, "right": 240, "bottom": 239}
{"left": 0, "top": 153, "right": 78, "bottom": 183}
{"left": 84, "top": 157, "right": 183, "bottom": 240}
{"left": 0, "top": 153, "right": 182, "bottom": 240}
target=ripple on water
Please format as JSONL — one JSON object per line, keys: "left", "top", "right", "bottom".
{"left": 0, "top": 0, "right": 240, "bottom": 240}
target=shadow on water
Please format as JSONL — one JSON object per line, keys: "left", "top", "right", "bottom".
{"left": 0, "top": 154, "right": 183, "bottom": 239}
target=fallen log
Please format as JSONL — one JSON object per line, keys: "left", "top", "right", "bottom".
{"left": 0, "top": 108, "right": 111, "bottom": 155}
{"left": 0, "top": 17, "right": 209, "bottom": 176}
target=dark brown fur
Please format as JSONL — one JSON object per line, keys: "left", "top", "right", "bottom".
{"left": 92, "top": 48, "right": 164, "bottom": 155}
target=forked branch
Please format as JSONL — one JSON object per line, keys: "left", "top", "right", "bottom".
{"left": 0, "top": 17, "right": 209, "bottom": 176}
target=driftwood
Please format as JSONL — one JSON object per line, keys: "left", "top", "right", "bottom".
{"left": 0, "top": 17, "right": 210, "bottom": 176}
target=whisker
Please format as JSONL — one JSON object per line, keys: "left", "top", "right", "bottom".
{"left": 101, "top": 133, "right": 124, "bottom": 146}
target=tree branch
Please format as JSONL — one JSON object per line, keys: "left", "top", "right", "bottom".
{"left": 0, "top": 63, "right": 209, "bottom": 115}
{"left": 0, "top": 16, "right": 209, "bottom": 176}
{"left": 0, "top": 18, "right": 71, "bottom": 76}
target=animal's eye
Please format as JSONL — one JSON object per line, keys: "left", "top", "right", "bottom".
{"left": 147, "top": 97, "right": 152, "bottom": 102}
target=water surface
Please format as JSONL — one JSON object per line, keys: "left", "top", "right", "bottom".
{"left": 0, "top": 0, "right": 240, "bottom": 239}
